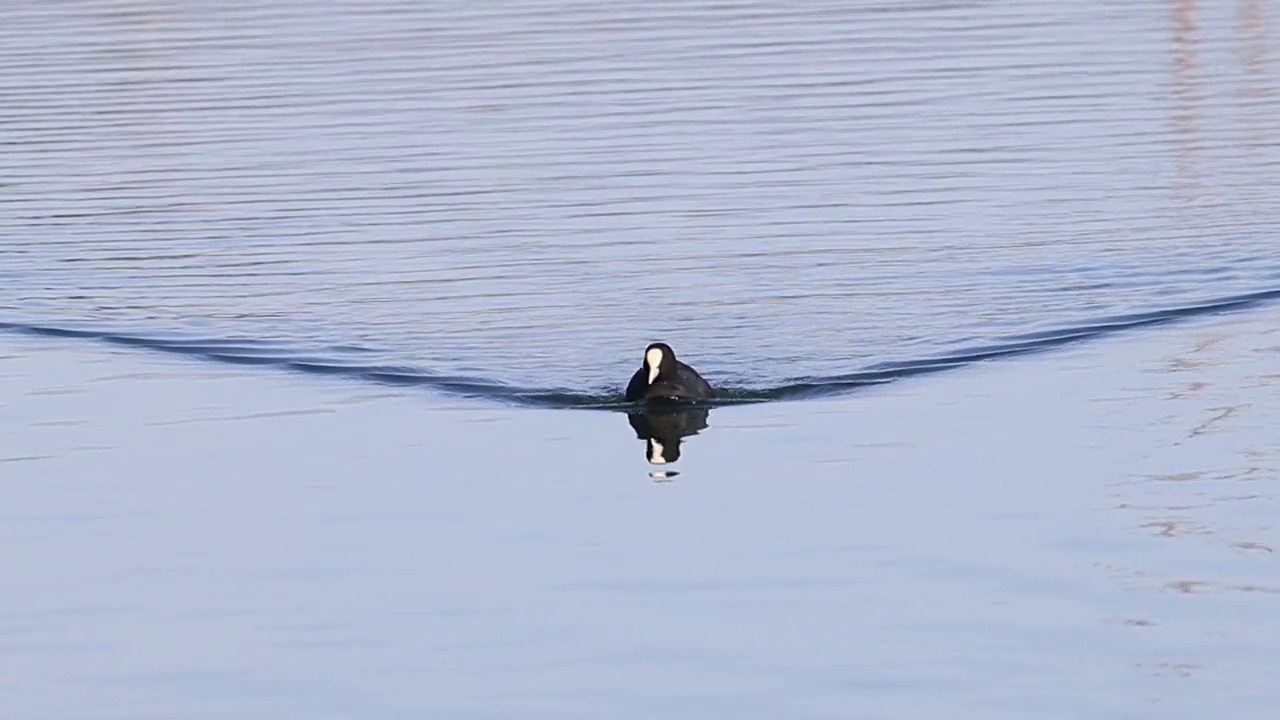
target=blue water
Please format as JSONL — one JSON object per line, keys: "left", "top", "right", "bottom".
{"left": 3, "top": 0, "right": 1279, "bottom": 396}
{"left": 3, "top": 0, "right": 1280, "bottom": 717}
{"left": 3, "top": 286, "right": 1280, "bottom": 407}
{"left": 4, "top": 308, "right": 1279, "bottom": 719}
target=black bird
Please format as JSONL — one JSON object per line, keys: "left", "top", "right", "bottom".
{"left": 625, "top": 342, "right": 714, "bottom": 402}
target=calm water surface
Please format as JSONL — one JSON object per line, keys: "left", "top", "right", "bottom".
{"left": 3, "top": 0, "right": 1280, "bottom": 717}
{"left": 3, "top": 308, "right": 1279, "bottom": 718}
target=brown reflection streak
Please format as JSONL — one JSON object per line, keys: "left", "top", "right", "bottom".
{"left": 1238, "top": 0, "right": 1274, "bottom": 163}
{"left": 1186, "top": 404, "right": 1242, "bottom": 439}
{"left": 1166, "top": 380, "right": 1208, "bottom": 399}
{"left": 1239, "top": 0, "right": 1271, "bottom": 91}
{"left": 1171, "top": 0, "right": 1202, "bottom": 202}
{"left": 1143, "top": 519, "right": 1210, "bottom": 537}
{"left": 1166, "top": 579, "right": 1280, "bottom": 594}
{"left": 1111, "top": 320, "right": 1279, "bottom": 609}
{"left": 1106, "top": 565, "right": 1280, "bottom": 596}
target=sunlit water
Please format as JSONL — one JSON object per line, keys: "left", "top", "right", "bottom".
{"left": 3, "top": 0, "right": 1280, "bottom": 717}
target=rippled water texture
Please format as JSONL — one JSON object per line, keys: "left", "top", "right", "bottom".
{"left": 5, "top": 2, "right": 1280, "bottom": 718}
{"left": 3, "top": 0, "right": 1279, "bottom": 397}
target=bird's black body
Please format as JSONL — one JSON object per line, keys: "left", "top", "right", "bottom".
{"left": 624, "top": 342, "right": 714, "bottom": 402}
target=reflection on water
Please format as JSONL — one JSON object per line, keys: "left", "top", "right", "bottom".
{"left": 1239, "top": 0, "right": 1272, "bottom": 89}
{"left": 8, "top": 306, "right": 1279, "bottom": 715}
{"left": 1172, "top": 0, "right": 1203, "bottom": 201}
{"left": 1105, "top": 309, "right": 1280, "bottom": 605}
{"left": 626, "top": 405, "right": 711, "bottom": 472}
{"left": 1171, "top": 0, "right": 1278, "bottom": 202}
{"left": 1239, "top": 0, "right": 1274, "bottom": 162}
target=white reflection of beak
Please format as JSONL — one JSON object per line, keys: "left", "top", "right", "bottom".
{"left": 648, "top": 439, "right": 668, "bottom": 464}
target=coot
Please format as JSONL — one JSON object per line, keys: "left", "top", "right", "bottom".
{"left": 625, "top": 342, "right": 713, "bottom": 402}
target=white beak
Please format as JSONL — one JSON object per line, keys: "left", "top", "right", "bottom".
{"left": 645, "top": 347, "right": 663, "bottom": 384}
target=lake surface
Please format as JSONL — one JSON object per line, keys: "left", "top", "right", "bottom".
{"left": 4, "top": 305, "right": 1279, "bottom": 719}
{"left": 3, "top": 0, "right": 1279, "bottom": 395}
{"left": 2, "top": 0, "right": 1280, "bottom": 717}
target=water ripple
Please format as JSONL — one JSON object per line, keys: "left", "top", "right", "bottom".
{"left": 5, "top": 287, "right": 1276, "bottom": 408}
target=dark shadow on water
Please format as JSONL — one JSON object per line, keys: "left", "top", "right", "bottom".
{"left": 627, "top": 405, "right": 711, "bottom": 470}
{"left": 3, "top": 286, "right": 1279, "bottom": 409}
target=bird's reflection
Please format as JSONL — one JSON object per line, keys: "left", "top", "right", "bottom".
{"left": 626, "top": 404, "right": 711, "bottom": 472}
